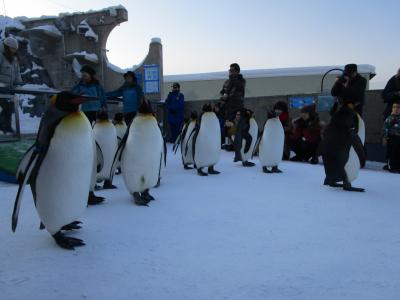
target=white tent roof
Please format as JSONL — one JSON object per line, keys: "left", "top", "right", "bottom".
{"left": 164, "top": 64, "right": 376, "bottom": 83}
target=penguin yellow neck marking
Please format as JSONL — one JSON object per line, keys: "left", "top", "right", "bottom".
{"left": 97, "top": 119, "right": 110, "bottom": 124}
{"left": 61, "top": 111, "right": 90, "bottom": 128}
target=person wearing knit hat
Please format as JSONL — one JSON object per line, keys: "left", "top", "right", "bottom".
{"left": 331, "top": 63, "right": 367, "bottom": 116}
{"left": 71, "top": 65, "right": 107, "bottom": 124}
{"left": 106, "top": 70, "right": 144, "bottom": 126}
{"left": 290, "top": 104, "right": 321, "bottom": 164}
{"left": 0, "top": 36, "right": 23, "bottom": 134}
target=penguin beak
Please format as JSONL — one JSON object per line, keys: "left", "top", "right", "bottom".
{"left": 70, "top": 97, "right": 86, "bottom": 105}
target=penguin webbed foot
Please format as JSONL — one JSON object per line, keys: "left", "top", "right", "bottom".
{"left": 133, "top": 192, "right": 150, "bottom": 206}
{"left": 343, "top": 183, "right": 365, "bottom": 192}
{"left": 208, "top": 166, "right": 220, "bottom": 175}
{"left": 88, "top": 191, "right": 105, "bottom": 205}
{"left": 197, "top": 168, "right": 208, "bottom": 176}
{"left": 61, "top": 221, "right": 82, "bottom": 231}
{"left": 262, "top": 166, "right": 273, "bottom": 173}
{"left": 53, "top": 231, "right": 85, "bottom": 250}
{"left": 242, "top": 161, "right": 255, "bottom": 167}
{"left": 271, "top": 166, "right": 282, "bottom": 173}
{"left": 142, "top": 189, "right": 155, "bottom": 201}
{"left": 103, "top": 180, "right": 117, "bottom": 190}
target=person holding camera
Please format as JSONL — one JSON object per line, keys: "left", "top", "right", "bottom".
{"left": 331, "top": 64, "right": 367, "bottom": 116}
{"left": 220, "top": 63, "right": 246, "bottom": 121}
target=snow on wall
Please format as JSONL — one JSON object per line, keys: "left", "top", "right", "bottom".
{"left": 0, "top": 16, "right": 25, "bottom": 38}
{"left": 77, "top": 20, "right": 98, "bottom": 42}
{"left": 28, "top": 24, "right": 62, "bottom": 38}
{"left": 65, "top": 51, "right": 99, "bottom": 64}
{"left": 107, "top": 60, "right": 138, "bottom": 74}
{"left": 72, "top": 58, "right": 82, "bottom": 78}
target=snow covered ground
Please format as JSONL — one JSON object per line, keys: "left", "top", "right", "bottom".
{"left": 0, "top": 145, "right": 399, "bottom": 300}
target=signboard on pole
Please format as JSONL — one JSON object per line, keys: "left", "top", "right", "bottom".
{"left": 143, "top": 64, "right": 160, "bottom": 94}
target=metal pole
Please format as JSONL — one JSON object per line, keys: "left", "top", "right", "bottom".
{"left": 320, "top": 68, "right": 344, "bottom": 93}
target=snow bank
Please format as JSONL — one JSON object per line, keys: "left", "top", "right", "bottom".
{"left": 107, "top": 60, "right": 138, "bottom": 74}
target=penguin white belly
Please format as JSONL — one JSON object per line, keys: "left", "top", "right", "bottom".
{"left": 121, "top": 116, "right": 163, "bottom": 193}
{"left": 194, "top": 113, "right": 221, "bottom": 168}
{"left": 94, "top": 122, "right": 118, "bottom": 181}
{"left": 259, "top": 118, "right": 284, "bottom": 167}
{"left": 182, "top": 121, "right": 196, "bottom": 164}
{"left": 345, "top": 115, "right": 365, "bottom": 182}
{"left": 36, "top": 112, "right": 93, "bottom": 235}
{"left": 241, "top": 118, "right": 258, "bottom": 162}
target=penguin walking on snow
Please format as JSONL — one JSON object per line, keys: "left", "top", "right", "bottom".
{"left": 12, "top": 91, "right": 94, "bottom": 250}
{"left": 320, "top": 100, "right": 366, "bottom": 192}
{"left": 193, "top": 104, "right": 221, "bottom": 176}
{"left": 93, "top": 111, "right": 118, "bottom": 189}
{"left": 257, "top": 111, "right": 285, "bottom": 173}
{"left": 173, "top": 111, "right": 198, "bottom": 169}
{"left": 111, "top": 101, "right": 164, "bottom": 205}
{"left": 235, "top": 109, "right": 258, "bottom": 167}
{"left": 113, "top": 113, "right": 127, "bottom": 175}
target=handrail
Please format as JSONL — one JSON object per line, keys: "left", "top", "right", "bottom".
{"left": 320, "top": 68, "right": 344, "bottom": 93}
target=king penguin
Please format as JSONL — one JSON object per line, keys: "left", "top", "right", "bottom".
{"left": 113, "top": 113, "right": 127, "bottom": 175}
{"left": 12, "top": 91, "right": 94, "bottom": 249}
{"left": 321, "top": 101, "right": 366, "bottom": 192}
{"left": 112, "top": 101, "right": 164, "bottom": 205}
{"left": 173, "top": 111, "right": 198, "bottom": 169}
{"left": 192, "top": 104, "right": 221, "bottom": 176}
{"left": 93, "top": 111, "right": 118, "bottom": 189}
{"left": 258, "top": 111, "right": 285, "bottom": 173}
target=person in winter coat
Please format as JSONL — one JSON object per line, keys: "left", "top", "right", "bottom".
{"left": 165, "top": 82, "right": 184, "bottom": 143}
{"left": 220, "top": 63, "right": 246, "bottom": 121}
{"left": 71, "top": 65, "right": 107, "bottom": 124}
{"left": 106, "top": 71, "right": 144, "bottom": 126}
{"left": 331, "top": 64, "right": 367, "bottom": 116}
{"left": 0, "top": 37, "right": 23, "bottom": 134}
{"left": 382, "top": 69, "right": 400, "bottom": 119}
{"left": 273, "top": 101, "right": 292, "bottom": 160}
{"left": 290, "top": 104, "right": 321, "bottom": 164}
{"left": 383, "top": 102, "right": 400, "bottom": 173}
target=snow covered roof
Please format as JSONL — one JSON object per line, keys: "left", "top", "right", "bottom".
{"left": 15, "top": 5, "right": 127, "bottom": 22}
{"left": 164, "top": 64, "right": 376, "bottom": 83}
{"left": 0, "top": 16, "right": 25, "bottom": 31}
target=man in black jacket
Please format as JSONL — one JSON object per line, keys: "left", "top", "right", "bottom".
{"left": 331, "top": 64, "right": 367, "bottom": 116}
{"left": 382, "top": 68, "right": 400, "bottom": 119}
{"left": 220, "top": 63, "right": 246, "bottom": 120}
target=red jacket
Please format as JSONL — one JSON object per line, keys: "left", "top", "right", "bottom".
{"left": 292, "top": 118, "right": 321, "bottom": 143}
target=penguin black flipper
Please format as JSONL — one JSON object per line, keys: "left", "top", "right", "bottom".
{"left": 12, "top": 151, "right": 39, "bottom": 232}
{"left": 173, "top": 122, "right": 188, "bottom": 154}
{"left": 191, "top": 113, "right": 203, "bottom": 163}
{"left": 110, "top": 126, "right": 129, "bottom": 181}
{"left": 15, "top": 144, "right": 35, "bottom": 183}
{"left": 95, "top": 141, "right": 104, "bottom": 173}
{"left": 349, "top": 129, "right": 366, "bottom": 168}
{"left": 252, "top": 131, "right": 263, "bottom": 159}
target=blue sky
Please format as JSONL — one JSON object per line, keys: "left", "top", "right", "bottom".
{"left": 4, "top": 0, "right": 399, "bottom": 88}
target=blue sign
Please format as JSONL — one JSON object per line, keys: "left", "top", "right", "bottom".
{"left": 317, "top": 93, "right": 336, "bottom": 112}
{"left": 289, "top": 96, "right": 315, "bottom": 109}
{"left": 143, "top": 64, "right": 160, "bottom": 94}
